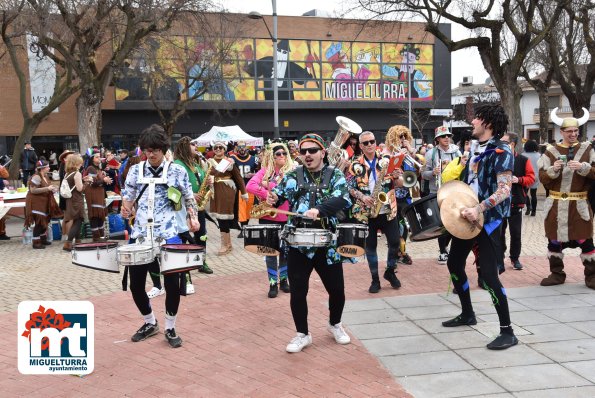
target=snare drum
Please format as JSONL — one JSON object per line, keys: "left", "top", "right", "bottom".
{"left": 72, "top": 241, "right": 120, "bottom": 273}
{"left": 285, "top": 228, "right": 333, "bottom": 247}
{"left": 402, "top": 194, "right": 445, "bottom": 242}
{"left": 243, "top": 225, "right": 281, "bottom": 256}
{"left": 159, "top": 244, "right": 205, "bottom": 274}
{"left": 336, "top": 224, "right": 368, "bottom": 257}
{"left": 116, "top": 244, "right": 155, "bottom": 266}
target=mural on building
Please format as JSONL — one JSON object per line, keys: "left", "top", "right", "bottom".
{"left": 115, "top": 37, "right": 434, "bottom": 102}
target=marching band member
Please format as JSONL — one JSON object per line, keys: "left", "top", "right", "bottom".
{"left": 208, "top": 140, "right": 248, "bottom": 255}
{"left": 442, "top": 104, "right": 517, "bottom": 350}
{"left": 191, "top": 149, "right": 213, "bottom": 274}
{"left": 25, "top": 160, "right": 60, "bottom": 249}
{"left": 230, "top": 140, "right": 257, "bottom": 237}
{"left": 422, "top": 126, "right": 461, "bottom": 264}
{"left": 84, "top": 148, "right": 112, "bottom": 242}
{"left": 62, "top": 154, "right": 86, "bottom": 251}
{"left": 121, "top": 125, "right": 200, "bottom": 348}
{"left": 266, "top": 133, "right": 352, "bottom": 353}
{"left": 247, "top": 142, "right": 295, "bottom": 298}
{"left": 348, "top": 131, "right": 403, "bottom": 293}
{"left": 538, "top": 108, "right": 595, "bottom": 290}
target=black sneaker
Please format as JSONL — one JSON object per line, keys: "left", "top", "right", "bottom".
{"left": 279, "top": 278, "right": 290, "bottom": 293}
{"left": 399, "top": 254, "right": 413, "bottom": 265}
{"left": 0, "top": 234, "right": 10, "bottom": 240}
{"left": 512, "top": 259, "right": 524, "bottom": 270}
{"left": 368, "top": 280, "right": 381, "bottom": 293}
{"left": 237, "top": 230, "right": 244, "bottom": 238}
{"left": 165, "top": 328, "right": 182, "bottom": 348}
{"left": 268, "top": 283, "right": 278, "bottom": 298}
{"left": 198, "top": 263, "right": 213, "bottom": 274}
{"left": 131, "top": 322, "right": 159, "bottom": 342}
{"left": 442, "top": 313, "right": 477, "bottom": 327}
{"left": 487, "top": 333, "right": 518, "bottom": 350}
{"left": 383, "top": 268, "right": 401, "bottom": 289}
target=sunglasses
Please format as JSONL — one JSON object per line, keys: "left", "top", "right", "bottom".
{"left": 274, "top": 151, "right": 287, "bottom": 157}
{"left": 361, "top": 139, "right": 376, "bottom": 146}
{"left": 299, "top": 147, "right": 321, "bottom": 155}
{"left": 214, "top": 146, "right": 225, "bottom": 150}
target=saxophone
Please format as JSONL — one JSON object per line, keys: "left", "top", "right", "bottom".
{"left": 196, "top": 163, "right": 213, "bottom": 211}
{"left": 369, "top": 157, "right": 390, "bottom": 219}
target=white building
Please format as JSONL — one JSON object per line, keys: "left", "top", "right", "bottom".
{"left": 450, "top": 76, "right": 595, "bottom": 143}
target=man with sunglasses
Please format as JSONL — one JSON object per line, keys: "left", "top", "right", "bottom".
{"left": 266, "top": 133, "right": 352, "bottom": 353}
{"left": 348, "top": 131, "right": 404, "bottom": 293}
{"left": 422, "top": 126, "right": 461, "bottom": 264}
{"left": 230, "top": 141, "right": 258, "bottom": 238}
{"left": 538, "top": 108, "right": 595, "bottom": 290}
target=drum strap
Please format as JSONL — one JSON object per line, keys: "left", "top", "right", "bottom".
{"left": 296, "top": 165, "right": 335, "bottom": 209}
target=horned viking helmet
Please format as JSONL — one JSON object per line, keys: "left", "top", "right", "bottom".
{"left": 550, "top": 107, "right": 590, "bottom": 129}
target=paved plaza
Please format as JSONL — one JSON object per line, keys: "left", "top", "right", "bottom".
{"left": 0, "top": 207, "right": 594, "bottom": 397}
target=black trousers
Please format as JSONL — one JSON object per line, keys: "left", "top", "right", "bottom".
{"left": 438, "top": 234, "right": 452, "bottom": 254}
{"left": 447, "top": 225, "right": 511, "bottom": 328}
{"left": 218, "top": 219, "right": 234, "bottom": 233}
{"left": 526, "top": 188, "right": 537, "bottom": 212}
{"left": 129, "top": 260, "right": 181, "bottom": 316}
{"left": 365, "top": 214, "right": 400, "bottom": 278}
{"left": 501, "top": 207, "right": 523, "bottom": 261}
{"left": 287, "top": 247, "right": 345, "bottom": 334}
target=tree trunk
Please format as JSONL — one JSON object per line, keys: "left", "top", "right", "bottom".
{"left": 76, "top": 94, "right": 102, "bottom": 151}
{"left": 538, "top": 90, "right": 550, "bottom": 144}
{"left": 8, "top": 119, "right": 42, "bottom": 180}
{"left": 566, "top": 97, "right": 591, "bottom": 141}
{"left": 498, "top": 83, "right": 523, "bottom": 139}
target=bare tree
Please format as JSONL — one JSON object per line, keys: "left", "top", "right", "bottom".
{"left": 27, "top": 0, "right": 213, "bottom": 152}
{"left": 344, "top": 0, "right": 568, "bottom": 134}
{"left": 1, "top": 1, "right": 78, "bottom": 179}
{"left": 538, "top": 0, "right": 595, "bottom": 140}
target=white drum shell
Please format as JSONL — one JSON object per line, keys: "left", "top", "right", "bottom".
{"left": 117, "top": 245, "right": 155, "bottom": 266}
{"left": 286, "top": 229, "right": 333, "bottom": 247}
{"left": 159, "top": 249, "right": 204, "bottom": 274}
{"left": 72, "top": 245, "right": 119, "bottom": 273}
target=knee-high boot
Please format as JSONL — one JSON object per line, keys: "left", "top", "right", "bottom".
{"left": 581, "top": 253, "right": 595, "bottom": 290}
{"left": 541, "top": 252, "right": 566, "bottom": 286}
{"left": 217, "top": 232, "right": 231, "bottom": 255}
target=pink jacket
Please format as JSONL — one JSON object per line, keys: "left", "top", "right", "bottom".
{"left": 246, "top": 168, "right": 289, "bottom": 222}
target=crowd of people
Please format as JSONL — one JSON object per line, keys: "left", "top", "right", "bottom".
{"left": 2, "top": 103, "right": 594, "bottom": 353}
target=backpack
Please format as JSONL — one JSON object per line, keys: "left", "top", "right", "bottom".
{"left": 60, "top": 172, "right": 76, "bottom": 198}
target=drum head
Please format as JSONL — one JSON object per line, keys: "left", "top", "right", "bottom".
{"left": 74, "top": 241, "right": 119, "bottom": 250}
{"left": 337, "top": 245, "right": 366, "bottom": 258}
{"left": 162, "top": 244, "right": 205, "bottom": 252}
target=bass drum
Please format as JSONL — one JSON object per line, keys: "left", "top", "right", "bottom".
{"left": 402, "top": 194, "right": 445, "bottom": 242}
{"left": 243, "top": 225, "right": 281, "bottom": 256}
{"left": 336, "top": 224, "right": 368, "bottom": 258}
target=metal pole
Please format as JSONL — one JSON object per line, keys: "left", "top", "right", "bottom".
{"left": 407, "top": 54, "right": 412, "bottom": 132}
{"left": 272, "top": 0, "right": 280, "bottom": 139}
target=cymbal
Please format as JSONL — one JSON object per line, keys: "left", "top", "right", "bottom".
{"left": 440, "top": 195, "right": 484, "bottom": 240}
{"left": 437, "top": 180, "right": 478, "bottom": 207}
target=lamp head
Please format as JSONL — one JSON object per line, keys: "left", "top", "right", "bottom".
{"left": 248, "top": 11, "right": 263, "bottom": 20}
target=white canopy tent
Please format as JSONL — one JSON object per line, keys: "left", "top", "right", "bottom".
{"left": 192, "top": 125, "right": 264, "bottom": 147}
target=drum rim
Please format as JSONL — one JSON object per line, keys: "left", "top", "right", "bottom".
{"left": 402, "top": 193, "right": 438, "bottom": 213}
{"left": 245, "top": 224, "right": 282, "bottom": 230}
{"left": 336, "top": 224, "right": 368, "bottom": 229}
{"left": 161, "top": 244, "right": 205, "bottom": 252}
{"left": 161, "top": 265, "right": 201, "bottom": 275}
{"left": 73, "top": 261, "right": 120, "bottom": 273}
{"left": 73, "top": 242, "right": 119, "bottom": 250}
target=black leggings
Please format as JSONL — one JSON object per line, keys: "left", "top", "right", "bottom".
{"left": 447, "top": 225, "right": 511, "bottom": 329}
{"left": 218, "top": 219, "right": 234, "bottom": 233}
{"left": 129, "top": 260, "right": 181, "bottom": 316}
{"left": 526, "top": 188, "right": 537, "bottom": 212}
{"left": 287, "top": 247, "right": 345, "bottom": 334}
{"left": 90, "top": 217, "right": 103, "bottom": 230}
{"left": 438, "top": 234, "right": 452, "bottom": 254}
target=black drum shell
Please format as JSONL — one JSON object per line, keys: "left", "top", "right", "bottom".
{"left": 243, "top": 225, "right": 281, "bottom": 256}
{"left": 402, "top": 194, "right": 445, "bottom": 242}
{"left": 336, "top": 224, "right": 368, "bottom": 258}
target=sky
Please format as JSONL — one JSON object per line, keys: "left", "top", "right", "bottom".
{"left": 219, "top": 0, "right": 491, "bottom": 89}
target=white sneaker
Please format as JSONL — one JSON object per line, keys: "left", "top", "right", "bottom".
{"left": 147, "top": 287, "right": 165, "bottom": 299}
{"left": 438, "top": 253, "right": 448, "bottom": 264}
{"left": 286, "top": 332, "right": 312, "bottom": 353}
{"left": 328, "top": 322, "right": 351, "bottom": 345}
{"left": 186, "top": 283, "right": 195, "bottom": 295}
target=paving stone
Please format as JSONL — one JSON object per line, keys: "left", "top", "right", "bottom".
{"left": 519, "top": 323, "right": 591, "bottom": 344}
{"left": 398, "top": 303, "right": 463, "bottom": 320}
{"left": 540, "top": 307, "right": 595, "bottom": 323}
{"left": 433, "top": 330, "right": 492, "bottom": 350}
{"left": 471, "top": 322, "right": 531, "bottom": 337}
{"left": 343, "top": 298, "right": 392, "bottom": 312}
{"left": 470, "top": 299, "right": 530, "bottom": 315}
{"left": 567, "top": 321, "right": 595, "bottom": 338}
{"left": 548, "top": 283, "right": 594, "bottom": 295}
{"left": 482, "top": 363, "right": 591, "bottom": 392}
{"left": 478, "top": 310, "right": 557, "bottom": 326}
{"left": 457, "top": 345, "right": 551, "bottom": 369}
{"left": 530, "top": 339, "right": 595, "bottom": 362}
{"left": 514, "top": 294, "right": 592, "bottom": 310}
{"left": 383, "top": 294, "right": 452, "bottom": 308}
{"left": 348, "top": 320, "right": 426, "bottom": 340}
{"left": 412, "top": 318, "right": 477, "bottom": 334}
{"left": 380, "top": 351, "right": 473, "bottom": 377}
{"left": 341, "top": 309, "right": 406, "bottom": 325}
{"left": 562, "top": 360, "right": 595, "bottom": 384}
{"left": 362, "top": 335, "right": 447, "bottom": 357}
{"left": 397, "top": 370, "right": 505, "bottom": 398}
{"left": 514, "top": 386, "right": 595, "bottom": 398}
{"left": 575, "top": 293, "right": 595, "bottom": 305}
{"left": 506, "top": 285, "right": 564, "bottom": 299}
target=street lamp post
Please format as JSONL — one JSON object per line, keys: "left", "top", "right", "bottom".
{"left": 248, "top": 0, "right": 280, "bottom": 139}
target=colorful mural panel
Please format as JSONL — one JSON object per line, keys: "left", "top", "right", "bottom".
{"left": 115, "top": 37, "right": 434, "bottom": 103}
